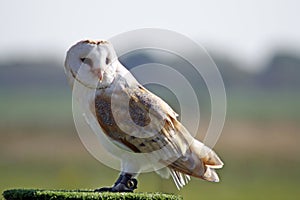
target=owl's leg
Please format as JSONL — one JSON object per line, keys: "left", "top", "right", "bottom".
{"left": 94, "top": 173, "right": 138, "bottom": 192}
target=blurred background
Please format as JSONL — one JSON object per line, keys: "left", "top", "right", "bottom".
{"left": 1, "top": 1, "right": 299, "bottom": 199}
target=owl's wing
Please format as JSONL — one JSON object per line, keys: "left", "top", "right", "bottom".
{"left": 94, "top": 84, "right": 222, "bottom": 188}
{"left": 94, "top": 84, "right": 192, "bottom": 153}
{"left": 115, "top": 85, "right": 193, "bottom": 157}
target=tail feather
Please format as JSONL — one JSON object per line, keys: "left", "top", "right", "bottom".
{"left": 191, "top": 139, "right": 223, "bottom": 182}
{"left": 202, "top": 167, "right": 220, "bottom": 182}
{"left": 200, "top": 145, "right": 224, "bottom": 169}
{"left": 169, "top": 169, "right": 191, "bottom": 189}
{"left": 167, "top": 138, "right": 224, "bottom": 186}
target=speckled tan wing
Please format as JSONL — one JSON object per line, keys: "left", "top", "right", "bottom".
{"left": 94, "top": 81, "right": 223, "bottom": 187}
{"left": 94, "top": 84, "right": 191, "bottom": 158}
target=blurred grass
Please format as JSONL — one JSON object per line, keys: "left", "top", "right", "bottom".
{"left": 1, "top": 89, "right": 300, "bottom": 126}
{"left": 227, "top": 89, "right": 300, "bottom": 121}
{"left": 2, "top": 189, "right": 182, "bottom": 200}
{"left": 1, "top": 89, "right": 300, "bottom": 199}
{"left": 0, "top": 89, "right": 72, "bottom": 127}
{"left": 1, "top": 152, "right": 299, "bottom": 200}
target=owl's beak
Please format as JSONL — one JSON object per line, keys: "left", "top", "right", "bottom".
{"left": 92, "top": 68, "right": 104, "bottom": 81}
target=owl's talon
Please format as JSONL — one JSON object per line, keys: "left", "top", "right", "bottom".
{"left": 94, "top": 174, "right": 138, "bottom": 193}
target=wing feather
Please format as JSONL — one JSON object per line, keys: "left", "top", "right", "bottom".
{"left": 94, "top": 84, "right": 191, "bottom": 156}
{"left": 94, "top": 81, "right": 222, "bottom": 188}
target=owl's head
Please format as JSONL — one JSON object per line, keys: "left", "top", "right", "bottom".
{"left": 64, "top": 40, "right": 118, "bottom": 89}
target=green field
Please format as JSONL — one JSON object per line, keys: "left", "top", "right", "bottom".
{"left": 1, "top": 89, "right": 300, "bottom": 200}
{"left": 1, "top": 137, "right": 299, "bottom": 200}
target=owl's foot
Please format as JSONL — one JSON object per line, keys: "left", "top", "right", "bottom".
{"left": 94, "top": 173, "right": 138, "bottom": 193}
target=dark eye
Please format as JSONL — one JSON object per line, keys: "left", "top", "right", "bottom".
{"left": 80, "top": 57, "right": 93, "bottom": 67}
{"left": 105, "top": 57, "right": 110, "bottom": 65}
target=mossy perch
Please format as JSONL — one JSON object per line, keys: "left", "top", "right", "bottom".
{"left": 2, "top": 189, "right": 183, "bottom": 200}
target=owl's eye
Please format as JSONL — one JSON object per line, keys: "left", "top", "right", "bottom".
{"left": 80, "top": 57, "right": 93, "bottom": 67}
{"left": 105, "top": 57, "right": 110, "bottom": 65}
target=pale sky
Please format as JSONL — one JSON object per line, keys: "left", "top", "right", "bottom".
{"left": 0, "top": 0, "right": 300, "bottom": 70}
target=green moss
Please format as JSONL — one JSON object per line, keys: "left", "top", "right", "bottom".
{"left": 2, "top": 189, "right": 182, "bottom": 200}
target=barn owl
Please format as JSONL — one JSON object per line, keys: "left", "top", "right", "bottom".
{"left": 64, "top": 40, "right": 223, "bottom": 192}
